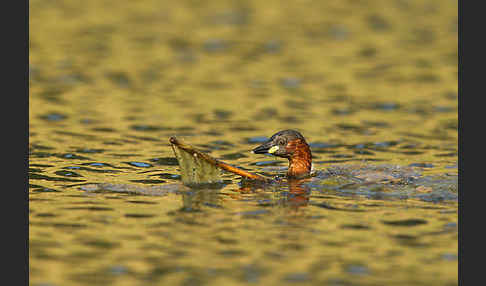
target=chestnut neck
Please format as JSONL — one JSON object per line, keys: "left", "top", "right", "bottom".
{"left": 286, "top": 139, "right": 312, "bottom": 178}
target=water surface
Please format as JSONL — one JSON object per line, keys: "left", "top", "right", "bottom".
{"left": 30, "top": 0, "right": 457, "bottom": 285}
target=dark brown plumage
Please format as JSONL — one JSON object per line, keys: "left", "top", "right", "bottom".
{"left": 252, "top": 130, "right": 312, "bottom": 178}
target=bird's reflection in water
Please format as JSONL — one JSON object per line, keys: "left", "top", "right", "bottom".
{"left": 179, "top": 178, "right": 312, "bottom": 214}
{"left": 285, "top": 178, "right": 311, "bottom": 209}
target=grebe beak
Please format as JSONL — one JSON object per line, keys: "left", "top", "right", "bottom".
{"left": 252, "top": 141, "right": 277, "bottom": 154}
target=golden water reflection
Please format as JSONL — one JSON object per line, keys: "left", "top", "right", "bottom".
{"left": 30, "top": 0, "right": 457, "bottom": 285}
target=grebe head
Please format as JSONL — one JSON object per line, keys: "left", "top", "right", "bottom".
{"left": 252, "top": 130, "right": 312, "bottom": 177}
{"left": 252, "top": 130, "right": 306, "bottom": 158}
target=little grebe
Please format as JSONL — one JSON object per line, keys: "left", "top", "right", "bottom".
{"left": 252, "top": 130, "right": 312, "bottom": 178}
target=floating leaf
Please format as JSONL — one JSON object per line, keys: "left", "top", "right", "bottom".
{"left": 169, "top": 137, "right": 270, "bottom": 186}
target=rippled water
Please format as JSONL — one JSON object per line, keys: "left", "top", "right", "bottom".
{"left": 30, "top": 0, "right": 457, "bottom": 285}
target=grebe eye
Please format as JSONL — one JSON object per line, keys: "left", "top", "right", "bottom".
{"left": 277, "top": 139, "right": 286, "bottom": 146}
